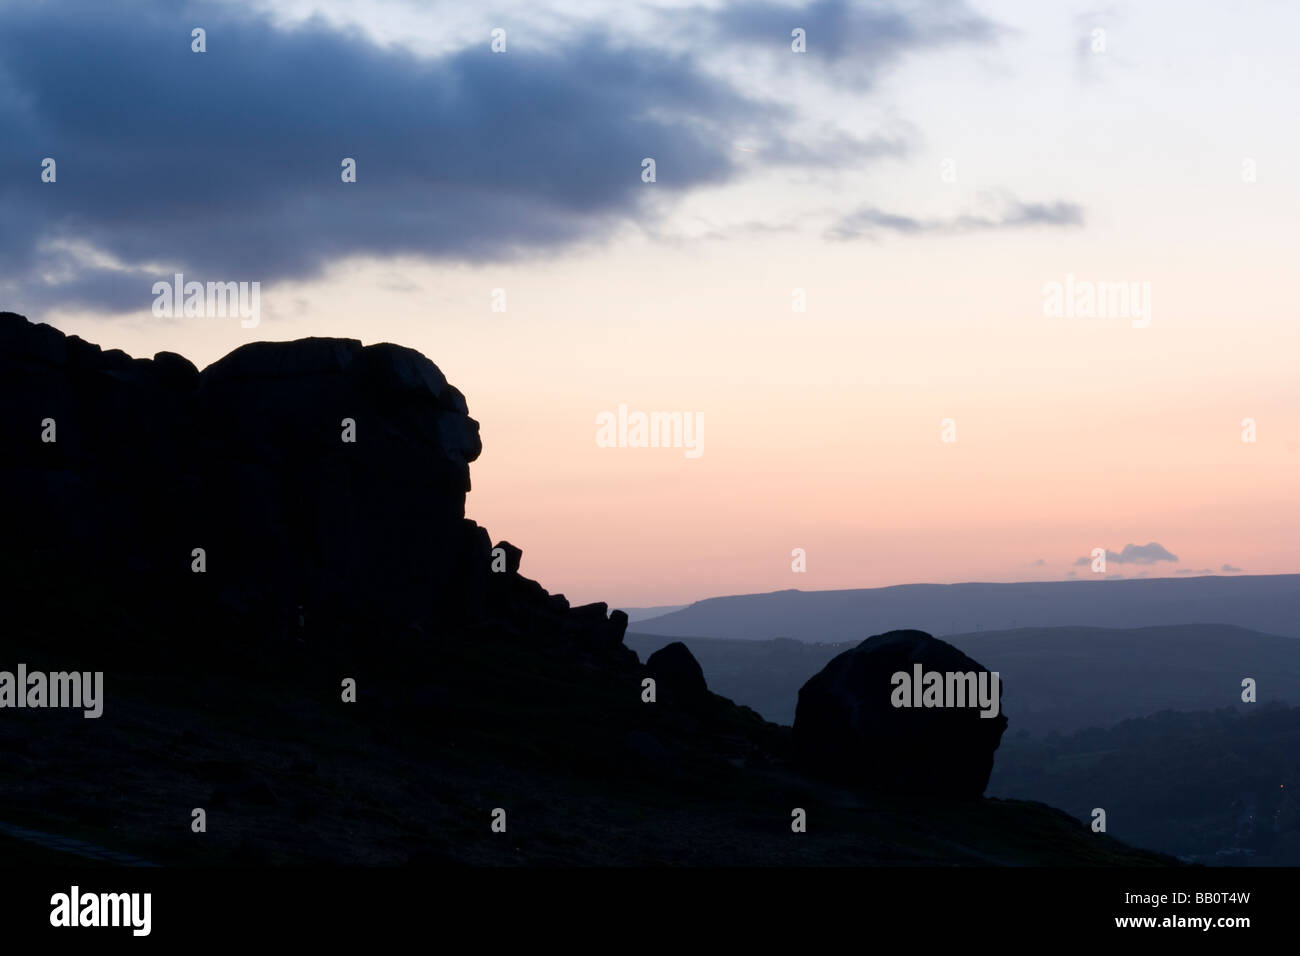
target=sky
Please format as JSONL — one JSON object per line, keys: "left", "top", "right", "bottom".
{"left": 3, "top": 0, "right": 1297, "bottom": 607}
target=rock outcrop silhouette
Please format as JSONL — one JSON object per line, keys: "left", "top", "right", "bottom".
{"left": 0, "top": 311, "right": 629, "bottom": 667}
{"left": 792, "top": 630, "right": 1008, "bottom": 799}
{"left": 0, "top": 313, "right": 1174, "bottom": 867}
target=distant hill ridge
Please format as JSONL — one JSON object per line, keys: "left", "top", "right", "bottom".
{"left": 635, "top": 578, "right": 1300, "bottom": 641}
{"left": 628, "top": 623, "right": 1300, "bottom": 732}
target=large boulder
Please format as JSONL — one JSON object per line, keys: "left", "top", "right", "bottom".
{"left": 792, "top": 629, "right": 1008, "bottom": 799}
{"left": 645, "top": 641, "right": 710, "bottom": 709}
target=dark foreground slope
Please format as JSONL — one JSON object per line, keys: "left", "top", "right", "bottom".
{"left": 0, "top": 619, "right": 1173, "bottom": 866}
{"left": 0, "top": 313, "right": 1171, "bottom": 866}
{"left": 989, "top": 704, "right": 1300, "bottom": 865}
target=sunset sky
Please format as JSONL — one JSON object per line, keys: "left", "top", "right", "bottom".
{"left": 3, "top": 0, "right": 1297, "bottom": 606}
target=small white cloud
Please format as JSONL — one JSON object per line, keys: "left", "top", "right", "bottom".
{"left": 1074, "top": 542, "right": 1178, "bottom": 566}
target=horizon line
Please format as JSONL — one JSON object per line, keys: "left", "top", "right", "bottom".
{"left": 614, "top": 570, "right": 1300, "bottom": 612}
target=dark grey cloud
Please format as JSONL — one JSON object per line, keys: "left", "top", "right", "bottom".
{"left": 4, "top": 0, "right": 917, "bottom": 314}
{"left": 1176, "top": 569, "right": 1216, "bottom": 575}
{"left": 1072, "top": 542, "right": 1179, "bottom": 566}
{"left": 828, "top": 197, "right": 1083, "bottom": 240}
{"left": 1221, "top": 563, "right": 1243, "bottom": 573}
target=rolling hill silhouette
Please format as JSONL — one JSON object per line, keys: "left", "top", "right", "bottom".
{"left": 633, "top": 578, "right": 1300, "bottom": 641}
{"left": 629, "top": 624, "right": 1300, "bottom": 732}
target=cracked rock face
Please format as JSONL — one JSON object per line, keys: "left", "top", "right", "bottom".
{"left": 0, "top": 311, "right": 627, "bottom": 665}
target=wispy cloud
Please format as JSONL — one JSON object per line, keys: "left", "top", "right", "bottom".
{"left": 827, "top": 197, "right": 1083, "bottom": 241}
{"left": 707, "top": 0, "right": 1000, "bottom": 87}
